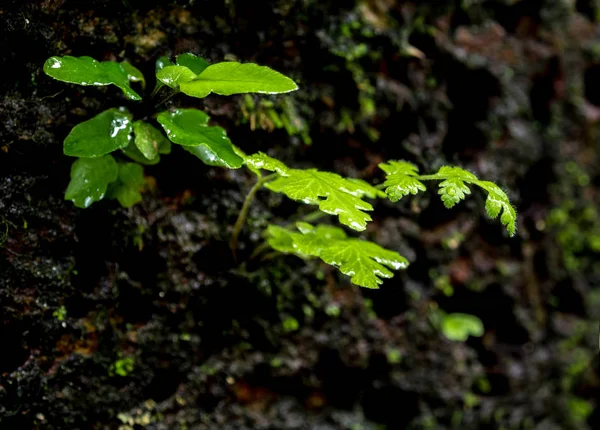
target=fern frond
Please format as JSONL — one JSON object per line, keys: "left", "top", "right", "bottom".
{"left": 379, "top": 161, "right": 426, "bottom": 201}
{"left": 267, "top": 222, "right": 409, "bottom": 289}
{"left": 379, "top": 162, "right": 517, "bottom": 236}
{"left": 246, "top": 152, "right": 379, "bottom": 231}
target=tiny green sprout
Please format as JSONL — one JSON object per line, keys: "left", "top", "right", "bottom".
{"left": 441, "top": 313, "right": 484, "bottom": 341}
{"left": 282, "top": 316, "right": 300, "bottom": 332}
{"left": 110, "top": 356, "right": 135, "bottom": 377}
{"left": 386, "top": 348, "right": 402, "bottom": 364}
{"left": 567, "top": 396, "right": 593, "bottom": 423}
{"left": 53, "top": 306, "right": 67, "bottom": 322}
{"left": 325, "top": 303, "right": 341, "bottom": 317}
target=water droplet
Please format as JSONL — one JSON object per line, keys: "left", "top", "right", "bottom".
{"left": 49, "top": 58, "right": 62, "bottom": 69}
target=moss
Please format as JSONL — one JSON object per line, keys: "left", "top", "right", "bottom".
{"left": 1, "top": 0, "right": 599, "bottom": 428}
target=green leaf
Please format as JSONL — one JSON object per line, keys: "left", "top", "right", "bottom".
{"left": 346, "top": 178, "right": 387, "bottom": 199}
{"left": 180, "top": 62, "right": 298, "bottom": 98}
{"left": 65, "top": 155, "right": 118, "bottom": 208}
{"left": 120, "top": 62, "right": 146, "bottom": 88}
{"left": 64, "top": 108, "right": 133, "bottom": 158}
{"left": 43, "top": 56, "right": 142, "bottom": 100}
{"left": 267, "top": 222, "right": 408, "bottom": 289}
{"left": 379, "top": 161, "right": 426, "bottom": 201}
{"left": 132, "top": 121, "right": 171, "bottom": 160}
{"left": 156, "top": 65, "right": 197, "bottom": 89}
{"left": 106, "top": 162, "right": 146, "bottom": 208}
{"left": 157, "top": 108, "right": 243, "bottom": 168}
{"left": 267, "top": 171, "right": 376, "bottom": 231}
{"left": 429, "top": 166, "right": 476, "bottom": 208}
{"left": 441, "top": 313, "right": 484, "bottom": 341}
{"left": 121, "top": 141, "right": 159, "bottom": 165}
{"left": 380, "top": 162, "right": 517, "bottom": 236}
{"left": 245, "top": 152, "right": 290, "bottom": 175}
{"left": 176, "top": 53, "right": 209, "bottom": 75}
{"left": 478, "top": 181, "right": 517, "bottom": 237}
{"left": 428, "top": 166, "right": 517, "bottom": 235}
{"left": 153, "top": 56, "right": 174, "bottom": 93}
{"left": 155, "top": 56, "right": 174, "bottom": 73}
{"left": 249, "top": 152, "right": 378, "bottom": 231}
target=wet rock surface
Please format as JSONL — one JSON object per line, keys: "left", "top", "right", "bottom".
{"left": 1, "top": 1, "right": 599, "bottom": 428}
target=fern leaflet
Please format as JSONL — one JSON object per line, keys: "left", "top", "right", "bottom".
{"left": 380, "top": 161, "right": 517, "bottom": 236}
{"left": 246, "top": 152, "right": 381, "bottom": 231}
{"left": 267, "top": 222, "right": 408, "bottom": 289}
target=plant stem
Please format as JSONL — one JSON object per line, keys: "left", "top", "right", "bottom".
{"left": 154, "top": 88, "right": 180, "bottom": 107}
{"left": 415, "top": 174, "right": 439, "bottom": 181}
{"left": 230, "top": 173, "right": 277, "bottom": 257}
{"left": 299, "top": 210, "right": 327, "bottom": 224}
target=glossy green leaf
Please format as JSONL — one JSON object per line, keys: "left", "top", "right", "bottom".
{"left": 121, "top": 62, "right": 146, "bottom": 88}
{"left": 132, "top": 121, "right": 171, "bottom": 160}
{"left": 156, "top": 65, "right": 197, "bottom": 89}
{"left": 346, "top": 178, "right": 386, "bottom": 199}
{"left": 379, "top": 161, "right": 517, "bottom": 236}
{"left": 247, "top": 152, "right": 377, "bottom": 231}
{"left": 64, "top": 108, "right": 133, "bottom": 158}
{"left": 176, "top": 53, "right": 209, "bottom": 75}
{"left": 441, "top": 313, "right": 484, "bottom": 341}
{"left": 180, "top": 62, "right": 298, "bottom": 98}
{"left": 121, "top": 141, "right": 160, "bottom": 165}
{"left": 379, "top": 161, "right": 426, "bottom": 201}
{"left": 153, "top": 56, "right": 174, "bottom": 93}
{"left": 110, "top": 162, "right": 146, "bottom": 208}
{"left": 267, "top": 222, "right": 408, "bottom": 289}
{"left": 155, "top": 56, "right": 174, "bottom": 73}
{"left": 65, "top": 155, "right": 118, "bottom": 208}
{"left": 157, "top": 108, "right": 243, "bottom": 168}
{"left": 245, "top": 152, "right": 289, "bottom": 175}
{"left": 43, "top": 56, "right": 142, "bottom": 100}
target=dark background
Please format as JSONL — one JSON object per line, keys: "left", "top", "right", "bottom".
{"left": 1, "top": 0, "right": 599, "bottom": 428}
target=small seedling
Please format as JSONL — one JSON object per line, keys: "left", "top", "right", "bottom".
{"left": 44, "top": 53, "right": 517, "bottom": 289}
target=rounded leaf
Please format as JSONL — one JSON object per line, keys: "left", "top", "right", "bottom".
{"left": 65, "top": 155, "right": 118, "bottom": 208}
{"left": 157, "top": 108, "right": 243, "bottom": 169}
{"left": 44, "top": 56, "right": 142, "bottom": 100}
{"left": 156, "top": 65, "right": 197, "bottom": 88}
{"left": 132, "top": 121, "right": 171, "bottom": 160}
{"left": 176, "top": 53, "right": 210, "bottom": 75}
{"left": 121, "top": 62, "right": 146, "bottom": 88}
{"left": 64, "top": 108, "right": 133, "bottom": 158}
{"left": 441, "top": 313, "right": 484, "bottom": 341}
{"left": 180, "top": 62, "right": 298, "bottom": 98}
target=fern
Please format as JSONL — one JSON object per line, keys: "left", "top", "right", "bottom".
{"left": 380, "top": 161, "right": 517, "bottom": 236}
{"left": 246, "top": 152, "right": 384, "bottom": 231}
{"left": 378, "top": 161, "right": 426, "bottom": 200}
{"left": 267, "top": 222, "right": 408, "bottom": 289}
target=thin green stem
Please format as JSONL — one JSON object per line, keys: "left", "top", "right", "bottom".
{"left": 417, "top": 175, "right": 487, "bottom": 189}
{"left": 154, "top": 88, "right": 180, "bottom": 106}
{"left": 150, "top": 84, "right": 163, "bottom": 99}
{"left": 230, "top": 173, "right": 277, "bottom": 257}
{"left": 299, "top": 210, "right": 328, "bottom": 224}
{"left": 415, "top": 174, "right": 440, "bottom": 181}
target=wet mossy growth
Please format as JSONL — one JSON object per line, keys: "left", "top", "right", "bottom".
{"left": 1, "top": 0, "right": 600, "bottom": 429}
